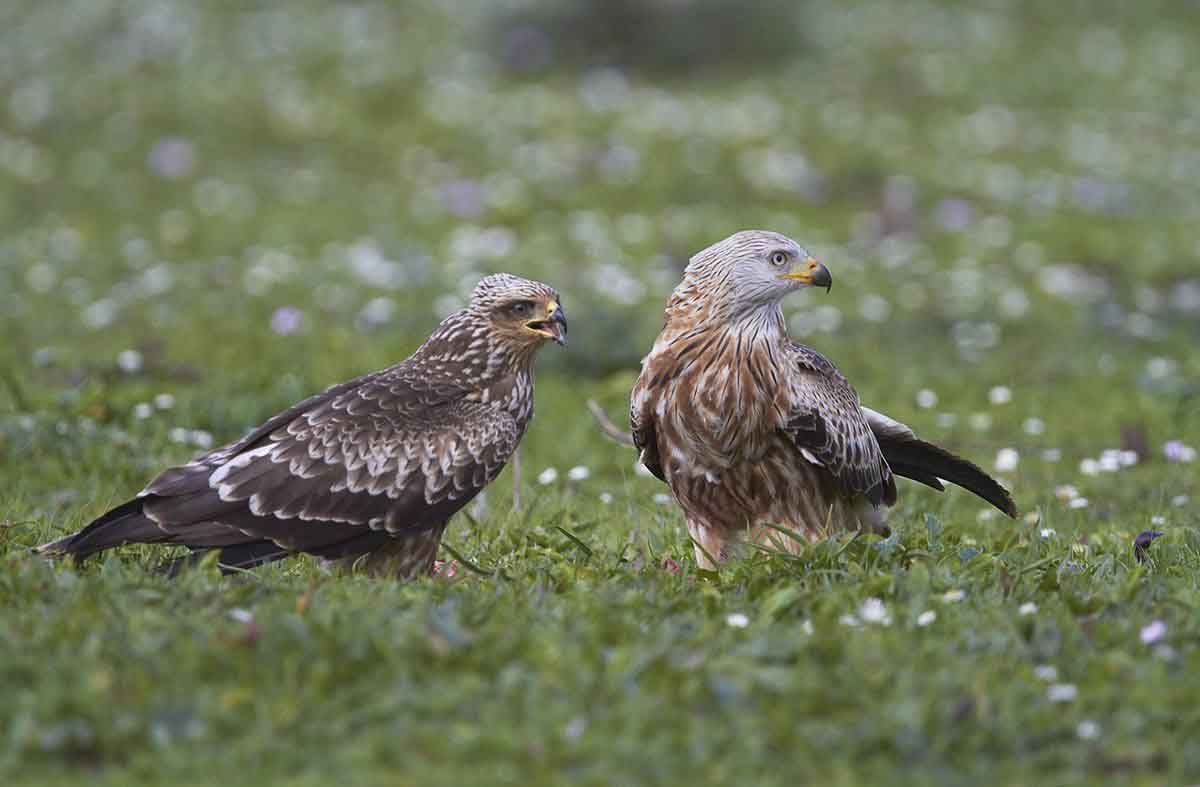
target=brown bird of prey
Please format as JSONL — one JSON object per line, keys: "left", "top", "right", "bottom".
{"left": 631, "top": 230, "right": 1016, "bottom": 568}
{"left": 37, "top": 273, "right": 567, "bottom": 577}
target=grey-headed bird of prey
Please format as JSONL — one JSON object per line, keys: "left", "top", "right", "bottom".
{"left": 630, "top": 230, "right": 1016, "bottom": 568}
{"left": 37, "top": 274, "right": 567, "bottom": 577}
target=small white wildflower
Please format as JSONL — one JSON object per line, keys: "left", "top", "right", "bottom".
{"left": 916, "top": 389, "right": 938, "bottom": 409}
{"left": 599, "top": 492, "right": 613, "bottom": 505}
{"left": 988, "top": 385, "right": 1012, "bottom": 405}
{"left": 916, "top": 610, "right": 936, "bottom": 627}
{"left": 1054, "top": 485, "right": 1078, "bottom": 501}
{"left": 169, "top": 427, "right": 189, "bottom": 443}
{"left": 1033, "top": 664, "right": 1058, "bottom": 682}
{"left": 652, "top": 493, "right": 672, "bottom": 505}
{"left": 132, "top": 403, "right": 153, "bottom": 420}
{"left": 567, "top": 465, "right": 590, "bottom": 482}
{"left": 1140, "top": 620, "right": 1166, "bottom": 645}
{"left": 1172, "top": 495, "right": 1190, "bottom": 507}
{"left": 942, "top": 589, "right": 965, "bottom": 603}
{"left": 563, "top": 717, "right": 587, "bottom": 740}
{"left": 1018, "top": 602, "right": 1038, "bottom": 616}
{"left": 153, "top": 393, "right": 175, "bottom": 410}
{"left": 995, "top": 448, "right": 1019, "bottom": 472}
{"left": 1118, "top": 450, "right": 1138, "bottom": 467}
{"left": 1047, "top": 683, "right": 1077, "bottom": 702}
{"left": 725, "top": 612, "right": 750, "bottom": 628}
{"left": 968, "top": 413, "right": 992, "bottom": 431}
{"left": 1164, "top": 441, "right": 1197, "bottom": 463}
{"left": 537, "top": 467, "right": 558, "bottom": 485}
{"left": 1077, "top": 720, "right": 1100, "bottom": 740}
{"left": 838, "top": 614, "right": 861, "bottom": 628}
{"left": 1023, "top": 417, "right": 1045, "bottom": 435}
{"left": 1068, "top": 497, "right": 1089, "bottom": 509}
{"left": 1079, "top": 459, "right": 1100, "bottom": 476}
{"left": 228, "top": 608, "right": 254, "bottom": 624}
{"left": 936, "top": 412, "right": 957, "bottom": 428}
{"left": 978, "top": 509, "right": 997, "bottom": 522}
{"left": 1042, "top": 448, "right": 1062, "bottom": 462}
{"left": 116, "top": 349, "right": 144, "bottom": 373}
{"left": 190, "top": 430, "right": 213, "bottom": 449}
{"left": 1039, "top": 528, "right": 1056, "bottom": 538}
{"left": 800, "top": 619, "right": 814, "bottom": 636}
{"left": 859, "top": 597, "right": 892, "bottom": 625}
{"left": 1150, "top": 515, "right": 1165, "bottom": 525}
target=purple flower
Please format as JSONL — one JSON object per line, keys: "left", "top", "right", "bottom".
{"left": 148, "top": 137, "right": 196, "bottom": 179}
{"left": 1163, "top": 441, "right": 1196, "bottom": 463}
{"left": 270, "top": 306, "right": 304, "bottom": 336}
{"left": 1140, "top": 620, "right": 1166, "bottom": 645}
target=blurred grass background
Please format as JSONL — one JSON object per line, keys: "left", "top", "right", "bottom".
{"left": 1, "top": 0, "right": 1199, "bottom": 784}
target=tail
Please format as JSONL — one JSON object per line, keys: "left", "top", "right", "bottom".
{"left": 33, "top": 498, "right": 171, "bottom": 560}
{"left": 875, "top": 433, "right": 1018, "bottom": 518}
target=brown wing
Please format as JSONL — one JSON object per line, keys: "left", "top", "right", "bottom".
{"left": 630, "top": 366, "right": 666, "bottom": 483}
{"left": 133, "top": 371, "right": 522, "bottom": 554}
{"left": 779, "top": 345, "right": 896, "bottom": 507}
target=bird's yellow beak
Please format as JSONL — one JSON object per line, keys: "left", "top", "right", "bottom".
{"left": 525, "top": 301, "right": 568, "bottom": 346}
{"left": 781, "top": 256, "right": 833, "bottom": 293}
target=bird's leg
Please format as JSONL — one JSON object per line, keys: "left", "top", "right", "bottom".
{"left": 687, "top": 517, "right": 731, "bottom": 570}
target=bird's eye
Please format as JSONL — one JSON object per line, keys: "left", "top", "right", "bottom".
{"left": 511, "top": 301, "right": 533, "bottom": 315}
{"left": 770, "top": 251, "right": 789, "bottom": 266}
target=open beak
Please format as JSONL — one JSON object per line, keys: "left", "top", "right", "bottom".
{"left": 527, "top": 301, "right": 568, "bottom": 346}
{"left": 782, "top": 256, "right": 833, "bottom": 293}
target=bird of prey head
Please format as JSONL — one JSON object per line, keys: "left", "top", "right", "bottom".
{"left": 682, "top": 229, "right": 832, "bottom": 317}
{"left": 471, "top": 273, "right": 568, "bottom": 349}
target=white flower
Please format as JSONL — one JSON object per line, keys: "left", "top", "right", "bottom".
{"left": 1079, "top": 458, "right": 1100, "bottom": 476}
{"left": 567, "top": 465, "right": 590, "bottom": 481}
{"left": 941, "top": 589, "right": 965, "bottom": 603}
{"left": 1076, "top": 720, "right": 1100, "bottom": 740}
{"left": 725, "top": 612, "right": 750, "bottom": 628}
{"left": 563, "top": 717, "right": 587, "bottom": 740}
{"left": 1173, "top": 495, "right": 1190, "bottom": 507}
{"left": 117, "top": 349, "right": 144, "bottom": 373}
{"left": 537, "top": 467, "right": 558, "bottom": 485}
{"left": 1039, "top": 528, "right": 1056, "bottom": 538}
{"left": 153, "top": 393, "right": 175, "bottom": 410}
{"left": 1054, "top": 485, "right": 1078, "bottom": 502}
{"left": 1033, "top": 664, "right": 1058, "bottom": 682}
{"left": 1140, "top": 620, "right": 1166, "bottom": 645}
{"left": 968, "top": 413, "right": 992, "bottom": 431}
{"left": 1068, "top": 497, "right": 1089, "bottom": 509}
{"left": 1023, "top": 417, "right": 1045, "bottom": 435}
{"left": 652, "top": 493, "right": 672, "bottom": 505}
{"left": 916, "top": 610, "right": 936, "bottom": 627}
{"left": 1151, "top": 515, "right": 1165, "bottom": 525}
{"left": 988, "top": 385, "right": 1012, "bottom": 405}
{"left": 838, "top": 614, "right": 861, "bottom": 628}
{"left": 1047, "top": 683, "right": 1077, "bottom": 702}
{"left": 995, "top": 448, "right": 1019, "bottom": 472}
{"left": 190, "top": 430, "right": 213, "bottom": 449}
{"left": 859, "top": 597, "right": 892, "bottom": 625}
{"left": 1042, "top": 448, "right": 1062, "bottom": 462}
{"left": 1019, "top": 602, "right": 1038, "bottom": 616}
{"left": 800, "top": 619, "right": 814, "bottom": 636}
{"left": 228, "top": 608, "right": 254, "bottom": 624}
{"left": 133, "top": 403, "right": 153, "bottom": 420}
{"left": 916, "top": 389, "right": 938, "bottom": 409}
{"left": 599, "top": 492, "right": 613, "bottom": 505}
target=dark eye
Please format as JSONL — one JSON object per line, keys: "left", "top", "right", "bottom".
{"left": 770, "top": 251, "right": 789, "bottom": 266}
{"left": 511, "top": 301, "right": 533, "bottom": 315}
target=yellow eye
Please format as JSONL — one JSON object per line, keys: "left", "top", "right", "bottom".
{"left": 770, "top": 251, "right": 789, "bottom": 266}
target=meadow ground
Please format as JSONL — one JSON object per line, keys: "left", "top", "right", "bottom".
{"left": 1, "top": 1, "right": 1199, "bottom": 784}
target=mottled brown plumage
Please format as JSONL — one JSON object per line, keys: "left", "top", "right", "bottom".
{"left": 37, "top": 273, "right": 566, "bottom": 577}
{"left": 631, "top": 230, "right": 1016, "bottom": 568}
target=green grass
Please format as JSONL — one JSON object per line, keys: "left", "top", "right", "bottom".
{"left": 2, "top": 0, "right": 1199, "bottom": 784}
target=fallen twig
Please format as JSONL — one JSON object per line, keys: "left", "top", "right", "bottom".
{"left": 587, "top": 399, "right": 635, "bottom": 446}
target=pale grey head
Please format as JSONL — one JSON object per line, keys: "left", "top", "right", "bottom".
{"left": 682, "top": 230, "right": 832, "bottom": 317}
